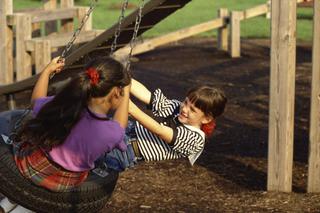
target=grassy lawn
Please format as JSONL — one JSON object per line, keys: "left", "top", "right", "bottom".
{"left": 13, "top": 0, "right": 313, "bottom": 41}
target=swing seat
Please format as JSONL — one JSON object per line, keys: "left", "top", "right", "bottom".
{"left": 0, "top": 138, "right": 118, "bottom": 213}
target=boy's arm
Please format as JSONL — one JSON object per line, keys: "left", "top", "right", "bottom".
{"left": 31, "top": 57, "right": 65, "bottom": 102}
{"left": 129, "top": 100, "right": 174, "bottom": 144}
{"left": 113, "top": 85, "right": 130, "bottom": 128}
{"left": 130, "top": 79, "right": 152, "bottom": 104}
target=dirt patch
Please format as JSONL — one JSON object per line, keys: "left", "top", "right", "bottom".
{"left": 1, "top": 38, "right": 319, "bottom": 212}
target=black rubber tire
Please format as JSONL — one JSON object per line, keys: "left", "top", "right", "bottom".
{"left": 0, "top": 141, "right": 118, "bottom": 213}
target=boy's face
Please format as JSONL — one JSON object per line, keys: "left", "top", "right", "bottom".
{"left": 178, "top": 97, "right": 210, "bottom": 128}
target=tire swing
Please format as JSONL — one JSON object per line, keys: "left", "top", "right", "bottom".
{"left": 0, "top": 0, "right": 144, "bottom": 211}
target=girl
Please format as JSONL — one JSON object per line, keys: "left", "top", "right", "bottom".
{"left": 105, "top": 78, "right": 227, "bottom": 171}
{"left": 0, "top": 56, "right": 130, "bottom": 194}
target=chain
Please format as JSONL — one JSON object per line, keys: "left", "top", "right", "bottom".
{"left": 7, "top": 108, "right": 32, "bottom": 145}
{"left": 126, "top": 0, "right": 145, "bottom": 72}
{"left": 110, "top": 0, "right": 130, "bottom": 55}
{"left": 60, "top": 0, "right": 98, "bottom": 59}
{"left": 50, "top": 0, "right": 98, "bottom": 79}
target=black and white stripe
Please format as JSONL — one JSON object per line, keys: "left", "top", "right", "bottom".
{"left": 135, "top": 89, "right": 205, "bottom": 163}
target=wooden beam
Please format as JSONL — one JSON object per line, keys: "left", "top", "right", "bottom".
{"left": 240, "top": 4, "right": 269, "bottom": 20}
{"left": 0, "top": 0, "right": 13, "bottom": 84}
{"left": 229, "top": 11, "right": 241, "bottom": 58}
{"left": 217, "top": 8, "right": 229, "bottom": 51}
{"left": 308, "top": 0, "right": 320, "bottom": 193}
{"left": 268, "top": 0, "right": 297, "bottom": 192}
{"left": 15, "top": 14, "right": 32, "bottom": 81}
{"left": 114, "top": 18, "right": 224, "bottom": 58}
{"left": 25, "top": 30, "right": 103, "bottom": 51}
{"left": 7, "top": 8, "right": 78, "bottom": 25}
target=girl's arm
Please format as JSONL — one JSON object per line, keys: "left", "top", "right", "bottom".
{"left": 129, "top": 100, "right": 174, "bottom": 144}
{"left": 31, "top": 57, "right": 65, "bottom": 102}
{"left": 113, "top": 85, "right": 130, "bottom": 128}
{"left": 130, "top": 79, "right": 151, "bottom": 104}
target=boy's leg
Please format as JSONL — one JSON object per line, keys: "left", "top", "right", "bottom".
{"left": 102, "top": 119, "right": 138, "bottom": 172}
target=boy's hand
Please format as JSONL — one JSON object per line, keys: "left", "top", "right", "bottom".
{"left": 43, "top": 57, "right": 65, "bottom": 75}
{"left": 128, "top": 100, "right": 138, "bottom": 115}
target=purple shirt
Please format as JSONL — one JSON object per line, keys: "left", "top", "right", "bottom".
{"left": 33, "top": 96, "right": 127, "bottom": 172}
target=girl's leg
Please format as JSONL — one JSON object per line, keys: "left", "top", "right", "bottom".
{"left": 0, "top": 110, "right": 30, "bottom": 136}
{"left": 0, "top": 111, "right": 31, "bottom": 212}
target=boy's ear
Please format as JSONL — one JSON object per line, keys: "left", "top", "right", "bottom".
{"left": 201, "top": 115, "right": 213, "bottom": 125}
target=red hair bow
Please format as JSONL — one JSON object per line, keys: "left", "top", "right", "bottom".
{"left": 86, "top": 67, "right": 100, "bottom": 85}
{"left": 201, "top": 120, "right": 216, "bottom": 138}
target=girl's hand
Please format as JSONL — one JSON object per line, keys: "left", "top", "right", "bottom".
{"left": 43, "top": 57, "right": 65, "bottom": 75}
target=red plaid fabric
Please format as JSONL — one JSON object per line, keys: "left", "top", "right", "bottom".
{"left": 13, "top": 142, "right": 88, "bottom": 192}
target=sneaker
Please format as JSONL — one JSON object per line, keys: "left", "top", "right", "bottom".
{"left": 9, "top": 205, "right": 34, "bottom": 213}
{"left": 0, "top": 198, "right": 17, "bottom": 213}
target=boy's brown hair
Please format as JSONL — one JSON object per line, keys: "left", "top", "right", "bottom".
{"left": 187, "top": 86, "right": 227, "bottom": 118}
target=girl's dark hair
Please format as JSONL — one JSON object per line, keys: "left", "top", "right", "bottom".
{"left": 187, "top": 86, "right": 227, "bottom": 118}
{"left": 19, "top": 57, "right": 130, "bottom": 150}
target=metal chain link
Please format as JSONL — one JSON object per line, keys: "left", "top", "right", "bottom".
{"left": 109, "top": 0, "right": 130, "bottom": 55}
{"left": 126, "top": 0, "right": 145, "bottom": 72}
{"left": 50, "top": 0, "right": 98, "bottom": 79}
{"left": 60, "top": 0, "right": 98, "bottom": 59}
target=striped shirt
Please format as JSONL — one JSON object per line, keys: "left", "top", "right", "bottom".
{"left": 135, "top": 89, "right": 205, "bottom": 165}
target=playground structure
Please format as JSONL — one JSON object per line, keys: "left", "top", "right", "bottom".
{"left": 0, "top": 0, "right": 318, "bottom": 199}
{"left": 0, "top": 0, "right": 313, "bottom": 89}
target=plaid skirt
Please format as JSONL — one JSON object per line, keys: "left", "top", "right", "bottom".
{"left": 13, "top": 142, "right": 88, "bottom": 192}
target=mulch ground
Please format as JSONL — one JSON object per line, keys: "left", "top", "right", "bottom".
{"left": 1, "top": 38, "right": 319, "bottom": 212}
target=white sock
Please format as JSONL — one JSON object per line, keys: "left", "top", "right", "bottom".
{"left": 9, "top": 205, "right": 34, "bottom": 213}
{"left": 0, "top": 197, "right": 17, "bottom": 212}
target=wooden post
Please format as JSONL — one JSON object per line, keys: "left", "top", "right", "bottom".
{"left": 217, "top": 8, "right": 229, "bottom": 51}
{"left": 77, "top": 7, "right": 93, "bottom": 31}
{"left": 229, "top": 11, "right": 241, "bottom": 58}
{"left": 0, "top": 0, "right": 13, "bottom": 84}
{"left": 15, "top": 14, "right": 33, "bottom": 81}
{"left": 268, "top": 0, "right": 297, "bottom": 192}
{"left": 60, "top": 0, "right": 74, "bottom": 33}
{"left": 308, "top": 0, "right": 320, "bottom": 193}
{"left": 34, "top": 40, "right": 51, "bottom": 73}
{"left": 43, "top": 0, "right": 57, "bottom": 35}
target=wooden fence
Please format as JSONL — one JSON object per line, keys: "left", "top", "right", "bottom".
{"left": 0, "top": 0, "right": 96, "bottom": 87}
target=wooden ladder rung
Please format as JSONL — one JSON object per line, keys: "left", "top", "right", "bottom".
{"left": 93, "top": 43, "right": 128, "bottom": 51}
{"left": 156, "top": 5, "right": 182, "bottom": 9}
{"left": 7, "top": 8, "right": 80, "bottom": 26}
{"left": 122, "top": 25, "right": 154, "bottom": 31}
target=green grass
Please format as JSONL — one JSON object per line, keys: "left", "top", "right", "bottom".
{"left": 13, "top": 0, "right": 314, "bottom": 41}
